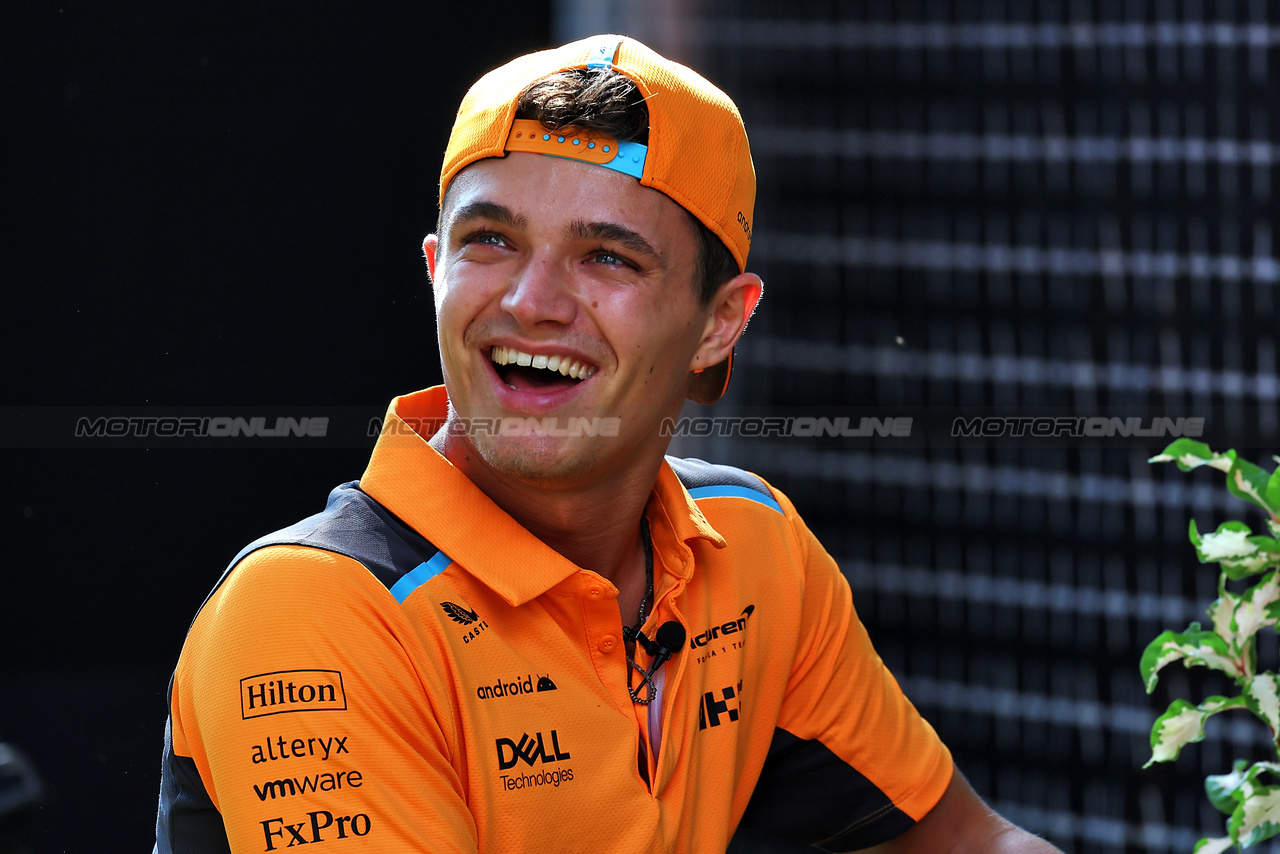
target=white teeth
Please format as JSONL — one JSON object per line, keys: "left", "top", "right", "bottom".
{"left": 490, "top": 347, "right": 595, "bottom": 380}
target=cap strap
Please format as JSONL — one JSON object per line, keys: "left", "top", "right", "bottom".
{"left": 505, "top": 119, "right": 647, "bottom": 179}
{"left": 586, "top": 38, "right": 624, "bottom": 69}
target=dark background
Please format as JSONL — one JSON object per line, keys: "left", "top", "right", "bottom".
{"left": 690, "top": 3, "right": 1279, "bottom": 852}
{"left": 3, "top": 3, "right": 549, "bottom": 850}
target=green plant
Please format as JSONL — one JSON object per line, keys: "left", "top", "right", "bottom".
{"left": 1144, "top": 439, "right": 1280, "bottom": 852}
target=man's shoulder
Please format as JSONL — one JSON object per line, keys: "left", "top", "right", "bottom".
{"left": 205, "top": 481, "right": 444, "bottom": 609}
{"left": 665, "top": 456, "right": 786, "bottom": 516}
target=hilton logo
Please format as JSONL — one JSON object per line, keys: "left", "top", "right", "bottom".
{"left": 240, "top": 670, "right": 347, "bottom": 720}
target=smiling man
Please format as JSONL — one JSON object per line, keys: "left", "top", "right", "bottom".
{"left": 155, "top": 36, "right": 1060, "bottom": 853}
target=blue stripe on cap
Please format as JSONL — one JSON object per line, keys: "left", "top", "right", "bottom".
{"left": 544, "top": 140, "right": 647, "bottom": 180}
{"left": 687, "top": 485, "right": 784, "bottom": 514}
{"left": 389, "top": 551, "right": 454, "bottom": 603}
{"left": 587, "top": 38, "right": 623, "bottom": 69}
{"left": 607, "top": 140, "right": 647, "bottom": 178}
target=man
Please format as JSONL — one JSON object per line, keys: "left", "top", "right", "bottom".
{"left": 155, "top": 35, "right": 1060, "bottom": 853}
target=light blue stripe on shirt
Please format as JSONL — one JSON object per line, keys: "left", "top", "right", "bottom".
{"left": 687, "top": 485, "right": 784, "bottom": 514}
{"left": 389, "top": 551, "right": 454, "bottom": 603}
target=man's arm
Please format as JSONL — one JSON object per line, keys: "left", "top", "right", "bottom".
{"left": 861, "top": 769, "right": 1061, "bottom": 854}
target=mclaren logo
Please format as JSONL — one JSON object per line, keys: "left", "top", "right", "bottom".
{"left": 441, "top": 602, "right": 480, "bottom": 625}
{"left": 690, "top": 605, "right": 755, "bottom": 649}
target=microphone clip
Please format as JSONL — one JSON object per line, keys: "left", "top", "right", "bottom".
{"left": 626, "top": 621, "right": 686, "bottom": 706}
{"left": 623, "top": 626, "right": 660, "bottom": 657}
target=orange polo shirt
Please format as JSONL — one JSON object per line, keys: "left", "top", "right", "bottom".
{"left": 155, "top": 386, "right": 951, "bottom": 853}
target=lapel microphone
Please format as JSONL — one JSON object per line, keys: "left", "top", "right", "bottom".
{"left": 627, "top": 621, "right": 686, "bottom": 705}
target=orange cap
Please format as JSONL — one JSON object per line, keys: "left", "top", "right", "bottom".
{"left": 438, "top": 35, "right": 755, "bottom": 404}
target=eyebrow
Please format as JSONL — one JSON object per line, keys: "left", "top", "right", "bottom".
{"left": 567, "top": 220, "right": 665, "bottom": 269}
{"left": 446, "top": 200, "right": 527, "bottom": 235}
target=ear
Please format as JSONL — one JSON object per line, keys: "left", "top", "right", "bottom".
{"left": 423, "top": 234, "right": 439, "bottom": 283}
{"left": 688, "top": 272, "right": 763, "bottom": 372}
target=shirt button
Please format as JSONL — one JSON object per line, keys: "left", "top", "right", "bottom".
{"left": 587, "top": 586, "right": 602, "bottom": 599}
{"left": 598, "top": 635, "right": 618, "bottom": 654}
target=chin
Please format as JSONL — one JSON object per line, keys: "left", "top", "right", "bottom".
{"left": 471, "top": 433, "right": 606, "bottom": 489}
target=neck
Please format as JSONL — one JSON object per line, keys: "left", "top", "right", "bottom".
{"left": 429, "top": 430, "right": 662, "bottom": 587}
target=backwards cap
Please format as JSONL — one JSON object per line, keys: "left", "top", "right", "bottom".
{"left": 438, "top": 35, "right": 756, "bottom": 405}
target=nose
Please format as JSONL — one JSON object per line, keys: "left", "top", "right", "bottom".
{"left": 499, "top": 254, "right": 577, "bottom": 328}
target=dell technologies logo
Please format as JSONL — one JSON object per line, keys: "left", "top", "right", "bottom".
{"left": 495, "top": 730, "right": 571, "bottom": 771}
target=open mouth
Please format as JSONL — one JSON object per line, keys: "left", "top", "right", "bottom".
{"left": 490, "top": 346, "right": 597, "bottom": 392}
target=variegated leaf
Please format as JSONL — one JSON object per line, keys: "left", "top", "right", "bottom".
{"left": 1195, "top": 521, "right": 1261, "bottom": 562}
{"left": 1193, "top": 520, "right": 1279, "bottom": 580}
{"left": 1207, "top": 760, "right": 1251, "bottom": 814}
{"left": 1223, "top": 764, "right": 1280, "bottom": 848}
{"left": 1150, "top": 439, "right": 1234, "bottom": 472}
{"left": 1229, "top": 458, "right": 1279, "bottom": 517}
{"left": 1229, "top": 785, "right": 1280, "bottom": 848}
{"left": 1146, "top": 696, "right": 1246, "bottom": 766}
{"left": 1245, "top": 674, "right": 1280, "bottom": 737}
{"left": 1211, "top": 593, "right": 1236, "bottom": 647}
{"left": 1193, "top": 837, "right": 1235, "bottom": 854}
{"left": 1141, "top": 623, "right": 1240, "bottom": 692}
{"left": 1229, "top": 573, "right": 1280, "bottom": 660}
{"left": 1246, "top": 762, "right": 1280, "bottom": 780}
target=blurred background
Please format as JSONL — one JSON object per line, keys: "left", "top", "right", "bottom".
{"left": 3, "top": 1, "right": 1277, "bottom": 852}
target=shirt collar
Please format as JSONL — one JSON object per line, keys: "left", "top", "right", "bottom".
{"left": 359, "top": 386, "right": 726, "bottom": 606}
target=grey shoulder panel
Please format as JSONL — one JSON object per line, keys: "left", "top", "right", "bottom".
{"left": 666, "top": 456, "right": 771, "bottom": 494}
{"left": 216, "top": 481, "right": 440, "bottom": 596}
{"left": 666, "top": 457, "right": 783, "bottom": 514}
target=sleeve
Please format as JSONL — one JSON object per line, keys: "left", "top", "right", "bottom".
{"left": 157, "top": 546, "right": 478, "bottom": 854}
{"left": 736, "top": 498, "right": 953, "bottom": 852}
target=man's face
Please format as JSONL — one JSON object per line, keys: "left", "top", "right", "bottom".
{"left": 426, "top": 151, "right": 713, "bottom": 487}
